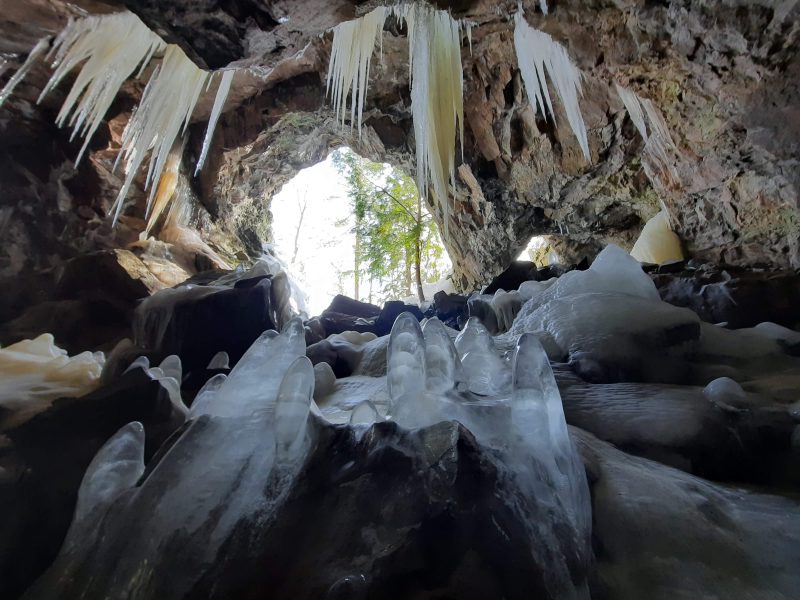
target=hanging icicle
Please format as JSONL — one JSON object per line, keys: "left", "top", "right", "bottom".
{"left": 38, "top": 13, "right": 167, "bottom": 165}
{"left": 0, "top": 38, "right": 51, "bottom": 108}
{"left": 325, "top": 3, "right": 471, "bottom": 239}
{"left": 513, "top": 10, "right": 590, "bottom": 161}
{"left": 615, "top": 82, "right": 679, "bottom": 190}
{"left": 0, "top": 11, "right": 237, "bottom": 228}
{"left": 111, "top": 44, "right": 210, "bottom": 223}
{"left": 195, "top": 69, "right": 235, "bottom": 176}
{"left": 326, "top": 6, "right": 389, "bottom": 137}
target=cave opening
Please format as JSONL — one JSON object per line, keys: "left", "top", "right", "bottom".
{"left": 270, "top": 147, "right": 452, "bottom": 316}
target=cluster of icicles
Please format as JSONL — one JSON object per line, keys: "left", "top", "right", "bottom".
{"left": 26, "top": 311, "right": 589, "bottom": 599}
{"left": 0, "top": 12, "right": 234, "bottom": 230}
{"left": 0, "top": 2, "right": 679, "bottom": 241}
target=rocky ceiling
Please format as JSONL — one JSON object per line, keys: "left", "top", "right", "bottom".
{"left": 1, "top": 0, "right": 798, "bottom": 289}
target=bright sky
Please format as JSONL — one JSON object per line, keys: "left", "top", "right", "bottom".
{"left": 270, "top": 150, "right": 357, "bottom": 316}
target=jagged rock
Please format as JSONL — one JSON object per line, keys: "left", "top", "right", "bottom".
{"left": 483, "top": 261, "right": 540, "bottom": 294}
{"left": 375, "top": 301, "right": 424, "bottom": 337}
{"left": 133, "top": 279, "right": 276, "bottom": 372}
{"left": 0, "top": 370, "right": 185, "bottom": 600}
{"left": 0, "top": 250, "right": 164, "bottom": 352}
{"left": 431, "top": 291, "right": 468, "bottom": 330}
{"left": 653, "top": 265, "right": 800, "bottom": 328}
{"left": 318, "top": 311, "right": 377, "bottom": 336}
{"left": 324, "top": 295, "right": 381, "bottom": 319}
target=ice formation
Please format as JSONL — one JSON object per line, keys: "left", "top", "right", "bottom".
{"left": 0, "top": 334, "right": 104, "bottom": 417}
{"left": 387, "top": 312, "right": 427, "bottom": 405}
{"left": 112, "top": 44, "right": 211, "bottom": 223}
{"left": 30, "top": 318, "right": 317, "bottom": 599}
{"left": 615, "top": 83, "right": 679, "bottom": 181}
{"left": 195, "top": 69, "right": 235, "bottom": 175}
{"left": 1, "top": 11, "right": 235, "bottom": 225}
{"left": 511, "top": 334, "right": 590, "bottom": 535}
{"left": 124, "top": 354, "right": 187, "bottom": 416}
{"left": 326, "top": 6, "right": 390, "bottom": 137}
{"left": 513, "top": 10, "right": 590, "bottom": 160}
{"left": 206, "top": 351, "right": 230, "bottom": 369}
{"left": 0, "top": 38, "right": 50, "bottom": 107}
{"left": 326, "top": 4, "right": 470, "bottom": 237}
{"left": 38, "top": 13, "right": 167, "bottom": 165}
{"left": 422, "top": 317, "right": 462, "bottom": 393}
{"left": 630, "top": 209, "right": 684, "bottom": 265}
{"left": 454, "top": 317, "right": 510, "bottom": 396}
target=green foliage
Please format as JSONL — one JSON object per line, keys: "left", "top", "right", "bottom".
{"left": 332, "top": 148, "right": 448, "bottom": 304}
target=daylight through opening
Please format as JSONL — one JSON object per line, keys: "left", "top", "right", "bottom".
{"left": 270, "top": 148, "right": 452, "bottom": 316}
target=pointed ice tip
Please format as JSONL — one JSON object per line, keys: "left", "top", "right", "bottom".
{"left": 158, "top": 354, "right": 182, "bottom": 382}
{"left": 206, "top": 351, "right": 230, "bottom": 370}
{"left": 387, "top": 312, "right": 426, "bottom": 403}
{"left": 274, "top": 356, "right": 314, "bottom": 458}
{"left": 282, "top": 316, "right": 306, "bottom": 339}
{"left": 73, "top": 421, "right": 146, "bottom": 524}
{"left": 349, "top": 400, "right": 380, "bottom": 425}
{"left": 422, "top": 317, "right": 462, "bottom": 393}
{"left": 512, "top": 333, "right": 549, "bottom": 392}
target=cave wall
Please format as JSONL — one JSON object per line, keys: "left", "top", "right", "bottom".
{"left": 1, "top": 0, "right": 798, "bottom": 291}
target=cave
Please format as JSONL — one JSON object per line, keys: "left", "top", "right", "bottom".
{"left": 0, "top": 1, "right": 799, "bottom": 599}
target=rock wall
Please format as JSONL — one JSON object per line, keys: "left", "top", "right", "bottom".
{"left": 1, "top": 0, "right": 798, "bottom": 290}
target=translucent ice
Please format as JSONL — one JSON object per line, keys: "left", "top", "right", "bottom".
{"left": 206, "top": 318, "right": 306, "bottom": 418}
{"left": 68, "top": 422, "right": 145, "bottom": 541}
{"left": 703, "top": 376, "right": 747, "bottom": 408}
{"left": 274, "top": 357, "right": 314, "bottom": 461}
{"left": 491, "top": 289, "right": 523, "bottom": 334}
{"left": 455, "top": 318, "right": 510, "bottom": 395}
{"left": 206, "top": 351, "right": 230, "bottom": 369}
{"left": 349, "top": 400, "right": 380, "bottom": 425}
{"left": 387, "top": 312, "right": 426, "bottom": 405}
{"left": 511, "top": 333, "right": 591, "bottom": 538}
{"left": 422, "top": 317, "right": 462, "bottom": 393}
{"left": 189, "top": 373, "right": 227, "bottom": 417}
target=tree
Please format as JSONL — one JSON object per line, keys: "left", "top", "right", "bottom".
{"left": 332, "top": 148, "right": 448, "bottom": 304}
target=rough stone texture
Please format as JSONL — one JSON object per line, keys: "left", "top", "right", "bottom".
{"left": 4, "top": 0, "right": 798, "bottom": 289}
{"left": 653, "top": 263, "right": 800, "bottom": 328}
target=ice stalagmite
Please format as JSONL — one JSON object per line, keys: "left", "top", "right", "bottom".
{"left": 189, "top": 373, "right": 227, "bottom": 417}
{"left": 26, "top": 320, "right": 315, "bottom": 600}
{"left": 422, "top": 317, "right": 462, "bottom": 393}
{"left": 206, "top": 318, "right": 306, "bottom": 418}
{"left": 512, "top": 333, "right": 591, "bottom": 538}
{"left": 67, "top": 422, "right": 145, "bottom": 541}
{"left": 387, "top": 312, "right": 426, "bottom": 405}
{"left": 455, "top": 317, "right": 510, "bottom": 395}
{"left": 274, "top": 356, "right": 314, "bottom": 462}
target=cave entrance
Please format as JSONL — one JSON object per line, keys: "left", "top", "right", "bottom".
{"left": 270, "top": 147, "right": 451, "bottom": 316}
{"left": 517, "top": 236, "right": 560, "bottom": 266}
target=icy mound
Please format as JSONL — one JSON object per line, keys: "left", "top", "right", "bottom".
{"left": 0, "top": 334, "right": 104, "bottom": 423}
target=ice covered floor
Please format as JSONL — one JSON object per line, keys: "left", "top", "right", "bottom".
{"left": 3, "top": 245, "right": 799, "bottom": 600}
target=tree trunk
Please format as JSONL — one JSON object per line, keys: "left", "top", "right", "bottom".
{"left": 415, "top": 195, "right": 425, "bottom": 303}
{"left": 354, "top": 232, "right": 360, "bottom": 301}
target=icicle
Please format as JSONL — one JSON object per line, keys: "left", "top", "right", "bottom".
{"left": 326, "top": 4, "right": 468, "bottom": 239}
{"left": 615, "top": 83, "right": 680, "bottom": 202}
{"left": 513, "top": 10, "right": 590, "bottom": 161}
{"left": 195, "top": 69, "right": 234, "bottom": 176}
{"left": 145, "top": 145, "right": 183, "bottom": 235}
{"left": 539, "top": 0, "right": 549, "bottom": 15}
{"left": 37, "top": 13, "right": 167, "bottom": 166}
{"left": 325, "top": 6, "right": 388, "bottom": 136}
{"left": 0, "top": 37, "right": 50, "bottom": 108}
{"left": 111, "top": 44, "right": 210, "bottom": 224}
